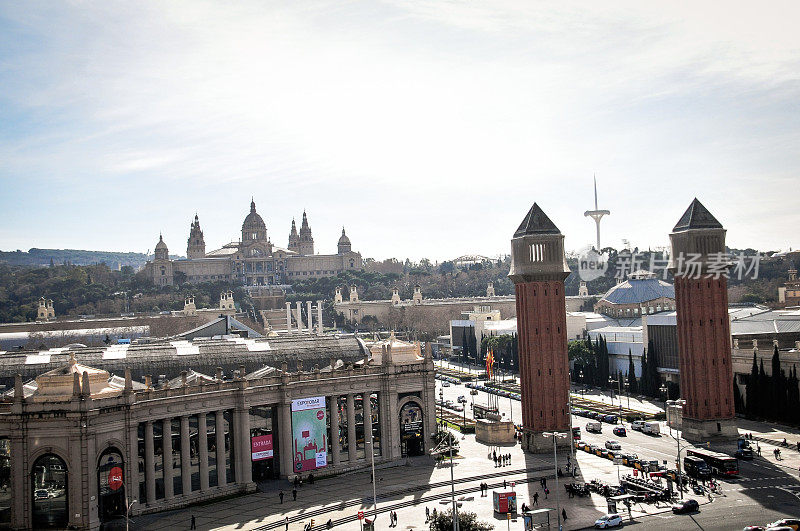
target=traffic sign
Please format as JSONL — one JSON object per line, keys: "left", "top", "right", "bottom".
{"left": 358, "top": 511, "right": 364, "bottom": 520}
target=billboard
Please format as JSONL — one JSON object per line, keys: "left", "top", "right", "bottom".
{"left": 251, "top": 435, "right": 274, "bottom": 461}
{"left": 291, "top": 396, "right": 328, "bottom": 473}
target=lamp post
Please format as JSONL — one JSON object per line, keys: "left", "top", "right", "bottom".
{"left": 579, "top": 370, "right": 585, "bottom": 400}
{"left": 608, "top": 375, "right": 615, "bottom": 405}
{"left": 125, "top": 497, "right": 137, "bottom": 531}
{"left": 439, "top": 387, "right": 444, "bottom": 433}
{"left": 666, "top": 399, "right": 687, "bottom": 500}
{"left": 543, "top": 432, "right": 568, "bottom": 531}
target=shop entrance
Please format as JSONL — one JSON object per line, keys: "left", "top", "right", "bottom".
{"left": 98, "top": 449, "right": 125, "bottom": 526}
{"left": 31, "top": 454, "right": 68, "bottom": 528}
{"left": 399, "top": 402, "right": 425, "bottom": 457}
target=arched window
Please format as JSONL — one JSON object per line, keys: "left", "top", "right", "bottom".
{"left": 98, "top": 448, "right": 125, "bottom": 523}
{"left": 32, "top": 454, "right": 68, "bottom": 528}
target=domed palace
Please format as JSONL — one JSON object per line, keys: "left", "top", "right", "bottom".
{"left": 594, "top": 269, "right": 676, "bottom": 318}
{"left": 145, "top": 199, "right": 362, "bottom": 287}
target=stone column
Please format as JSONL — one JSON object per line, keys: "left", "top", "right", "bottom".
{"left": 279, "top": 403, "right": 293, "bottom": 476}
{"left": 144, "top": 421, "right": 156, "bottom": 504}
{"left": 234, "top": 404, "right": 252, "bottom": 485}
{"left": 317, "top": 300, "right": 323, "bottom": 335}
{"left": 346, "top": 394, "right": 357, "bottom": 462}
{"left": 378, "top": 392, "right": 391, "bottom": 459}
{"left": 163, "top": 418, "right": 174, "bottom": 500}
{"left": 180, "top": 416, "right": 191, "bottom": 495}
{"left": 198, "top": 413, "right": 209, "bottom": 491}
{"left": 363, "top": 391, "right": 373, "bottom": 459}
{"left": 215, "top": 410, "right": 226, "bottom": 487}
{"left": 307, "top": 300, "right": 313, "bottom": 333}
{"left": 295, "top": 301, "right": 303, "bottom": 330}
{"left": 286, "top": 302, "right": 292, "bottom": 333}
{"left": 329, "top": 396, "right": 341, "bottom": 465}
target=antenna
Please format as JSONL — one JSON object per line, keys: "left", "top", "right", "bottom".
{"left": 584, "top": 175, "right": 611, "bottom": 250}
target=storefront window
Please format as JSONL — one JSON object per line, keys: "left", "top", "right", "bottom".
{"left": 337, "top": 396, "right": 349, "bottom": 461}
{"left": 355, "top": 396, "right": 365, "bottom": 459}
{"left": 370, "top": 393, "right": 381, "bottom": 457}
{"left": 223, "top": 410, "right": 235, "bottom": 484}
{"left": 153, "top": 422, "right": 164, "bottom": 499}
{"left": 249, "top": 406, "right": 276, "bottom": 481}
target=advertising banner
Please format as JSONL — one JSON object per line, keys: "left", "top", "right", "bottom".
{"left": 291, "top": 396, "right": 328, "bottom": 473}
{"left": 251, "top": 434, "right": 274, "bottom": 461}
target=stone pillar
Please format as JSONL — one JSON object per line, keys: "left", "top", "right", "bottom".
{"left": 317, "top": 300, "right": 323, "bottom": 335}
{"left": 307, "top": 300, "right": 313, "bottom": 333}
{"left": 378, "top": 392, "right": 392, "bottom": 459}
{"left": 279, "top": 403, "right": 293, "bottom": 477}
{"left": 286, "top": 302, "right": 292, "bottom": 333}
{"left": 329, "top": 396, "right": 341, "bottom": 465}
{"left": 215, "top": 410, "right": 226, "bottom": 487}
{"left": 163, "top": 418, "right": 174, "bottom": 500}
{"left": 296, "top": 301, "right": 303, "bottom": 330}
{"left": 363, "top": 391, "right": 373, "bottom": 459}
{"left": 180, "top": 416, "right": 191, "bottom": 495}
{"left": 235, "top": 403, "right": 252, "bottom": 485}
{"left": 144, "top": 421, "right": 156, "bottom": 504}
{"left": 346, "top": 394, "right": 357, "bottom": 462}
{"left": 198, "top": 413, "right": 209, "bottom": 491}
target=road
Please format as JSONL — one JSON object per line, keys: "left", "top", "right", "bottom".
{"left": 435, "top": 374, "right": 800, "bottom": 530}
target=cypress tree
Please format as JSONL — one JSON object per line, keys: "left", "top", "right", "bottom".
{"left": 746, "top": 352, "right": 758, "bottom": 418}
{"left": 469, "top": 328, "right": 478, "bottom": 367}
{"left": 646, "top": 340, "right": 660, "bottom": 398}
{"left": 460, "top": 327, "right": 469, "bottom": 364}
{"left": 640, "top": 349, "right": 650, "bottom": 396}
{"left": 771, "top": 345, "right": 783, "bottom": 421}
{"left": 733, "top": 377, "right": 744, "bottom": 413}
{"left": 627, "top": 349, "right": 638, "bottom": 394}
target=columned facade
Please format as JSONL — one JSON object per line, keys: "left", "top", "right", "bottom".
{"left": 669, "top": 198, "right": 737, "bottom": 440}
{"left": 508, "top": 203, "right": 572, "bottom": 452}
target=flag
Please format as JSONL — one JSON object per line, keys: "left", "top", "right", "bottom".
{"left": 486, "top": 349, "right": 494, "bottom": 379}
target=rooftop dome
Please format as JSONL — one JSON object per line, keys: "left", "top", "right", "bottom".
{"left": 242, "top": 199, "right": 266, "bottom": 231}
{"left": 600, "top": 276, "right": 675, "bottom": 305}
{"left": 338, "top": 227, "right": 351, "bottom": 245}
{"left": 155, "top": 234, "right": 168, "bottom": 250}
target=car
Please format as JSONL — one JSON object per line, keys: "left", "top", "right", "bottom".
{"left": 620, "top": 453, "right": 638, "bottom": 466}
{"left": 587, "top": 444, "right": 600, "bottom": 454}
{"left": 606, "top": 450, "right": 617, "bottom": 460}
{"left": 599, "top": 449, "right": 610, "bottom": 458}
{"left": 631, "top": 420, "right": 645, "bottom": 431}
{"left": 613, "top": 426, "right": 627, "bottom": 437}
{"left": 736, "top": 447, "right": 754, "bottom": 460}
{"left": 605, "top": 440, "right": 622, "bottom": 450}
{"left": 453, "top": 405, "right": 464, "bottom": 412}
{"left": 767, "top": 519, "right": 800, "bottom": 530}
{"left": 34, "top": 489, "right": 49, "bottom": 500}
{"left": 671, "top": 499, "right": 699, "bottom": 514}
{"left": 742, "top": 526, "right": 766, "bottom": 531}
{"left": 574, "top": 440, "right": 586, "bottom": 451}
{"left": 594, "top": 513, "right": 623, "bottom": 528}
{"left": 587, "top": 411, "right": 599, "bottom": 419}
{"left": 442, "top": 382, "right": 450, "bottom": 387}
{"left": 603, "top": 415, "right": 618, "bottom": 424}
{"left": 457, "top": 396, "right": 466, "bottom": 403}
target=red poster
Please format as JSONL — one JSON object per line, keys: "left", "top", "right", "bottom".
{"left": 251, "top": 435, "right": 274, "bottom": 461}
{"left": 108, "top": 467, "right": 123, "bottom": 491}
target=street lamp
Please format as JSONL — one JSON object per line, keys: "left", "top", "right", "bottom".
{"left": 608, "top": 376, "right": 616, "bottom": 405}
{"left": 125, "top": 497, "right": 137, "bottom": 531}
{"left": 543, "top": 432, "right": 568, "bottom": 531}
{"left": 666, "top": 399, "right": 687, "bottom": 500}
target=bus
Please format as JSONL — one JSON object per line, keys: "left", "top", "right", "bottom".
{"left": 472, "top": 403, "right": 500, "bottom": 420}
{"left": 685, "top": 448, "right": 739, "bottom": 476}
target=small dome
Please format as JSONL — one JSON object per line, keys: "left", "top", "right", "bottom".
{"left": 242, "top": 200, "right": 266, "bottom": 232}
{"left": 600, "top": 277, "right": 674, "bottom": 305}
{"left": 155, "top": 234, "right": 168, "bottom": 250}
{"left": 338, "top": 227, "right": 351, "bottom": 245}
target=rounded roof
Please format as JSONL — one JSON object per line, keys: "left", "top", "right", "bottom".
{"left": 242, "top": 199, "right": 266, "bottom": 231}
{"left": 155, "top": 234, "right": 168, "bottom": 250}
{"left": 600, "top": 277, "right": 674, "bottom": 305}
{"left": 338, "top": 227, "right": 351, "bottom": 245}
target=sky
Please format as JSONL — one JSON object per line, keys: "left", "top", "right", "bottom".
{"left": 1, "top": 1, "right": 799, "bottom": 261}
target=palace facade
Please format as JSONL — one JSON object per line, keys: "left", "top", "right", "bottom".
{"left": 144, "top": 200, "right": 362, "bottom": 287}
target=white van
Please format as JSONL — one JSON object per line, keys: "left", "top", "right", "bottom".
{"left": 631, "top": 420, "right": 646, "bottom": 431}
{"left": 586, "top": 421, "right": 602, "bottom": 433}
{"left": 642, "top": 422, "right": 660, "bottom": 435}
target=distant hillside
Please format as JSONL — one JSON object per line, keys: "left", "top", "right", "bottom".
{"left": 0, "top": 248, "right": 181, "bottom": 269}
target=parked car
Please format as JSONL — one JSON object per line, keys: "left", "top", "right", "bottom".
{"left": 605, "top": 440, "right": 622, "bottom": 450}
{"left": 672, "top": 499, "right": 699, "bottom": 514}
{"left": 736, "top": 447, "right": 754, "bottom": 460}
{"left": 631, "top": 420, "right": 645, "bottom": 431}
{"left": 574, "top": 440, "right": 587, "bottom": 451}
{"left": 594, "top": 514, "right": 623, "bottom": 528}
{"left": 613, "top": 426, "right": 627, "bottom": 437}
{"left": 457, "top": 396, "right": 467, "bottom": 403}
{"left": 603, "top": 415, "right": 618, "bottom": 424}
{"left": 442, "top": 382, "right": 450, "bottom": 387}
{"left": 621, "top": 453, "right": 638, "bottom": 466}
{"left": 453, "top": 405, "right": 464, "bottom": 412}
{"left": 34, "top": 489, "right": 49, "bottom": 500}
{"left": 642, "top": 422, "right": 661, "bottom": 435}
{"left": 767, "top": 519, "right": 800, "bottom": 530}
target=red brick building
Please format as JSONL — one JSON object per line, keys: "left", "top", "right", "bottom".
{"left": 669, "top": 198, "right": 737, "bottom": 440}
{"left": 509, "top": 203, "right": 571, "bottom": 452}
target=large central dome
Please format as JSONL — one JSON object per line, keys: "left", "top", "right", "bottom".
{"left": 242, "top": 199, "right": 267, "bottom": 242}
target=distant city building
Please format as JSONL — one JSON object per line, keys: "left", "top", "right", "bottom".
{"left": 593, "top": 269, "right": 675, "bottom": 318}
{"left": 145, "top": 200, "right": 362, "bottom": 287}
{"left": 36, "top": 297, "right": 55, "bottom": 321}
{"left": 778, "top": 266, "right": 800, "bottom": 306}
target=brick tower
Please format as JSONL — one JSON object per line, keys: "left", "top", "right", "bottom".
{"left": 669, "top": 198, "right": 737, "bottom": 440}
{"left": 509, "top": 203, "right": 571, "bottom": 452}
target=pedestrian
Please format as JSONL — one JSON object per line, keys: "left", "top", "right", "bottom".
{"left": 433, "top": 508, "right": 437, "bottom": 519}
{"left": 562, "top": 508, "right": 567, "bottom": 521}
{"left": 191, "top": 515, "right": 196, "bottom": 529}
{"left": 280, "top": 491, "right": 284, "bottom": 504}
{"left": 394, "top": 511, "right": 398, "bottom": 527}
{"left": 426, "top": 506, "right": 430, "bottom": 522}
{"left": 294, "top": 476, "right": 299, "bottom": 488}
{"left": 503, "top": 479, "right": 507, "bottom": 489}
{"left": 285, "top": 516, "right": 289, "bottom": 531}
{"left": 493, "top": 450, "right": 497, "bottom": 462}
{"left": 544, "top": 487, "right": 549, "bottom": 499}
{"left": 533, "top": 492, "right": 539, "bottom": 506}
{"left": 757, "top": 443, "right": 761, "bottom": 456}
{"left": 292, "top": 488, "right": 297, "bottom": 501}
{"left": 493, "top": 455, "right": 498, "bottom": 467}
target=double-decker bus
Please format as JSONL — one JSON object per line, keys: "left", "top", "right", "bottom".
{"left": 685, "top": 448, "right": 739, "bottom": 476}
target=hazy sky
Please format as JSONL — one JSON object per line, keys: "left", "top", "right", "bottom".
{"left": 1, "top": 1, "right": 799, "bottom": 261}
